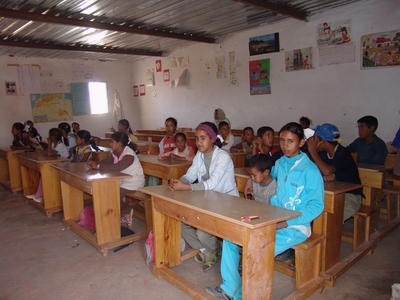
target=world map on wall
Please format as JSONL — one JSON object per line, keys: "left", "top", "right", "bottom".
{"left": 30, "top": 93, "right": 73, "bottom": 123}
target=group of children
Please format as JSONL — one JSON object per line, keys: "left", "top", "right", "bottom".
{"left": 8, "top": 111, "right": 393, "bottom": 300}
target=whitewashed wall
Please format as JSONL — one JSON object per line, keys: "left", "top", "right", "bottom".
{"left": 131, "top": 0, "right": 400, "bottom": 145}
{"left": 0, "top": 57, "right": 138, "bottom": 146}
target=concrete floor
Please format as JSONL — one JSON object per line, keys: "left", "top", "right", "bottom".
{"left": 1, "top": 185, "right": 399, "bottom": 300}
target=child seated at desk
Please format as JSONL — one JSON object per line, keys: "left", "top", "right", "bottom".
{"left": 347, "top": 115, "right": 388, "bottom": 165}
{"left": 71, "top": 130, "right": 93, "bottom": 163}
{"left": 169, "top": 121, "right": 238, "bottom": 272}
{"left": 230, "top": 127, "right": 254, "bottom": 165}
{"left": 206, "top": 122, "right": 324, "bottom": 300}
{"left": 27, "top": 128, "right": 70, "bottom": 203}
{"left": 87, "top": 132, "right": 145, "bottom": 228}
{"left": 217, "top": 121, "right": 235, "bottom": 152}
{"left": 10, "top": 122, "right": 32, "bottom": 151}
{"left": 158, "top": 132, "right": 195, "bottom": 161}
{"left": 159, "top": 117, "right": 178, "bottom": 154}
{"left": 307, "top": 123, "right": 363, "bottom": 222}
{"left": 116, "top": 119, "right": 138, "bottom": 143}
{"left": 252, "top": 126, "right": 281, "bottom": 164}
{"left": 27, "top": 126, "right": 43, "bottom": 150}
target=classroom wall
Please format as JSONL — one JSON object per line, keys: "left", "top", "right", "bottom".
{"left": 130, "top": 0, "right": 400, "bottom": 145}
{"left": 0, "top": 57, "right": 140, "bottom": 146}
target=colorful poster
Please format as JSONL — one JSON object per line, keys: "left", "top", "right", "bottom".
{"left": 361, "top": 29, "right": 400, "bottom": 69}
{"left": 155, "top": 60, "right": 162, "bottom": 72}
{"left": 249, "top": 33, "right": 280, "bottom": 56}
{"left": 30, "top": 93, "right": 73, "bottom": 122}
{"left": 285, "top": 47, "right": 313, "bottom": 71}
{"left": 249, "top": 59, "right": 271, "bottom": 95}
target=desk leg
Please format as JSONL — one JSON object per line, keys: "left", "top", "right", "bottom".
{"left": 20, "top": 165, "right": 39, "bottom": 196}
{"left": 92, "top": 180, "right": 121, "bottom": 245}
{"left": 315, "top": 193, "right": 344, "bottom": 272}
{"left": 61, "top": 181, "right": 84, "bottom": 222}
{"left": 242, "top": 224, "right": 276, "bottom": 300}
{"left": 41, "top": 164, "right": 63, "bottom": 214}
{"left": 8, "top": 151, "right": 22, "bottom": 193}
{"left": 153, "top": 206, "right": 181, "bottom": 270}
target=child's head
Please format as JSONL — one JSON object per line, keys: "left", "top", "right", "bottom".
{"left": 110, "top": 131, "right": 129, "bottom": 151}
{"left": 243, "top": 127, "right": 254, "bottom": 143}
{"left": 12, "top": 122, "right": 24, "bottom": 137}
{"left": 257, "top": 126, "right": 275, "bottom": 147}
{"left": 58, "top": 122, "right": 71, "bottom": 135}
{"left": 72, "top": 122, "right": 80, "bottom": 133}
{"left": 247, "top": 154, "right": 273, "bottom": 184}
{"left": 341, "top": 27, "right": 348, "bottom": 34}
{"left": 357, "top": 115, "right": 378, "bottom": 138}
{"left": 76, "top": 130, "right": 92, "bottom": 146}
{"left": 49, "top": 128, "right": 63, "bottom": 143}
{"left": 218, "top": 121, "right": 230, "bottom": 139}
{"left": 28, "top": 126, "right": 40, "bottom": 139}
{"left": 165, "top": 117, "right": 177, "bottom": 135}
{"left": 299, "top": 116, "right": 311, "bottom": 129}
{"left": 25, "top": 120, "right": 34, "bottom": 127}
{"left": 195, "top": 121, "right": 220, "bottom": 153}
{"left": 314, "top": 123, "right": 341, "bottom": 150}
{"left": 279, "top": 122, "right": 305, "bottom": 158}
{"left": 118, "top": 119, "right": 133, "bottom": 134}
{"left": 174, "top": 132, "right": 187, "bottom": 152}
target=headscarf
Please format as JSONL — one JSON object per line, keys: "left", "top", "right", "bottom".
{"left": 214, "top": 108, "right": 226, "bottom": 124}
{"left": 196, "top": 123, "right": 217, "bottom": 142}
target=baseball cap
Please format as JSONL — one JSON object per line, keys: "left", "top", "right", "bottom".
{"left": 315, "top": 123, "right": 341, "bottom": 142}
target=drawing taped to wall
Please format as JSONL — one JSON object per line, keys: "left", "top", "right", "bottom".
{"left": 249, "top": 58, "right": 271, "bottom": 95}
{"left": 285, "top": 47, "right": 313, "bottom": 71}
{"left": 361, "top": 29, "right": 400, "bottom": 69}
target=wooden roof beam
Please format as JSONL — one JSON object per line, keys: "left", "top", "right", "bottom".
{"left": 0, "top": 8, "right": 217, "bottom": 44}
{"left": 232, "top": 0, "right": 308, "bottom": 22}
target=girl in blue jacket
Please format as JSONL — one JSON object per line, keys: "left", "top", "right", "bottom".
{"left": 169, "top": 121, "right": 238, "bottom": 272}
{"left": 206, "top": 122, "right": 324, "bottom": 300}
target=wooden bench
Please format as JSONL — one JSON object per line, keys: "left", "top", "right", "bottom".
{"left": 274, "top": 229, "right": 326, "bottom": 299}
{"left": 125, "top": 190, "right": 153, "bottom": 231}
{"left": 381, "top": 185, "right": 400, "bottom": 222}
{"left": 341, "top": 204, "right": 377, "bottom": 250}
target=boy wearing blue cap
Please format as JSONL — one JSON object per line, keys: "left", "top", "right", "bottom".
{"left": 307, "top": 123, "right": 363, "bottom": 221}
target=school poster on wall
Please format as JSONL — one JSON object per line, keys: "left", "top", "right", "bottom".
{"left": 249, "top": 58, "right": 271, "bottom": 95}
{"left": 30, "top": 93, "right": 73, "bottom": 123}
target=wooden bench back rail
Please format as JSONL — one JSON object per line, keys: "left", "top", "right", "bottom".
{"left": 341, "top": 204, "right": 377, "bottom": 250}
{"left": 381, "top": 186, "right": 400, "bottom": 222}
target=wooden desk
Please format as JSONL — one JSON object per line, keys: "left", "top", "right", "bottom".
{"left": 139, "top": 185, "right": 300, "bottom": 300}
{"left": 137, "top": 154, "right": 191, "bottom": 185}
{"left": 229, "top": 152, "right": 245, "bottom": 168}
{"left": 357, "top": 163, "right": 392, "bottom": 230}
{"left": 134, "top": 141, "right": 160, "bottom": 154}
{"left": 15, "top": 152, "right": 69, "bottom": 217}
{"left": 52, "top": 163, "right": 147, "bottom": 255}
{"left": 91, "top": 146, "right": 111, "bottom": 161}
{"left": 135, "top": 133, "right": 165, "bottom": 143}
{"left": 0, "top": 147, "right": 25, "bottom": 193}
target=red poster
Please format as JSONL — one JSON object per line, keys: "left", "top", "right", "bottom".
{"left": 163, "top": 69, "right": 170, "bottom": 82}
{"left": 139, "top": 84, "right": 145, "bottom": 96}
{"left": 133, "top": 85, "right": 139, "bottom": 97}
{"left": 155, "top": 60, "right": 162, "bottom": 72}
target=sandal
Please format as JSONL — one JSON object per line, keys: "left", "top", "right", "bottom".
{"left": 275, "top": 248, "right": 295, "bottom": 261}
{"left": 194, "top": 252, "right": 205, "bottom": 264}
{"left": 203, "top": 251, "right": 221, "bottom": 272}
{"left": 121, "top": 209, "right": 133, "bottom": 229}
{"left": 289, "top": 259, "right": 296, "bottom": 271}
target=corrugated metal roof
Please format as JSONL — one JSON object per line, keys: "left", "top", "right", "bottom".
{"left": 0, "top": 0, "right": 361, "bottom": 61}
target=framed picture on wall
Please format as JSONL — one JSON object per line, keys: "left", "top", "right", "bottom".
{"left": 249, "top": 58, "right": 271, "bottom": 95}
{"left": 249, "top": 33, "right": 280, "bottom": 56}
{"left": 5, "top": 81, "right": 17, "bottom": 95}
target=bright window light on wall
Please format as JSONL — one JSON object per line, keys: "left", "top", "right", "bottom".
{"left": 88, "top": 82, "right": 108, "bottom": 114}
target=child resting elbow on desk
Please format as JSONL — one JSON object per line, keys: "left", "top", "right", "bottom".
{"left": 206, "top": 122, "right": 324, "bottom": 300}
{"left": 169, "top": 121, "right": 239, "bottom": 272}
{"left": 158, "top": 132, "right": 195, "bottom": 162}
{"left": 87, "top": 131, "right": 145, "bottom": 228}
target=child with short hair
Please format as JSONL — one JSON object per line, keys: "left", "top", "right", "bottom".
{"left": 87, "top": 131, "right": 145, "bottom": 228}
{"left": 244, "top": 153, "right": 276, "bottom": 203}
{"left": 230, "top": 127, "right": 254, "bottom": 163}
{"left": 347, "top": 115, "right": 388, "bottom": 165}
{"left": 252, "top": 126, "right": 281, "bottom": 164}
{"left": 71, "top": 122, "right": 80, "bottom": 134}
{"left": 71, "top": 130, "right": 93, "bottom": 163}
{"left": 10, "top": 122, "right": 31, "bottom": 151}
{"left": 169, "top": 121, "right": 238, "bottom": 272}
{"left": 158, "top": 132, "right": 195, "bottom": 161}
{"left": 206, "top": 122, "right": 324, "bottom": 299}
{"left": 217, "top": 121, "right": 235, "bottom": 152}
{"left": 299, "top": 116, "right": 312, "bottom": 129}
{"left": 159, "top": 117, "right": 178, "bottom": 154}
